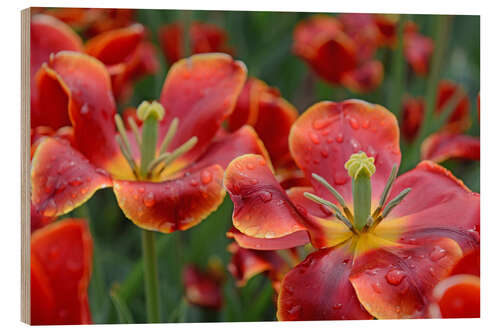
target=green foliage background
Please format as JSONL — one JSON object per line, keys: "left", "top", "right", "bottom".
{"left": 65, "top": 9, "right": 479, "bottom": 323}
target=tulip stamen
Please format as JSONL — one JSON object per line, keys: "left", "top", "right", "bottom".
{"left": 158, "top": 117, "right": 179, "bottom": 156}
{"left": 128, "top": 117, "right": 142, "bottom": 147}
{"left": 148, "top": 136, "right": 198, "bottom": 177}
{"left": 311, "top": 173, "right": 354, "bottom": 221}
{"left": 304, "top": 192, "right": 357, "bottom": 234}
{"left": 115, "top": 134, "right": 139, "bottom": 179}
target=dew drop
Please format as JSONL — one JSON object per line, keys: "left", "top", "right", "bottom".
{"left": 287, "top": 304, "right": 302, "bottom": 319}
{"left": 335, "top": 133, "right": 344, "bottom": 143}
{"left": 371, "top": 281, "right": 382, "bottom": 293}
{"left": 320, "top": 149, "right": 329, "bottom": 158}
{"left": 138, "top": 187, "right": 145, "bottom": 193}
{"left": 44, "top": 199, "right": 57, "bottom": 216}
{"left": 143, "top": 192, "right": 155, "bottom": 207}
{"left": 80, "top": 188, "right": 88, "bottom": 195}
{"left": 350, "top": 138, "right": 361, "bottom": 150}
{"left": 69, "top": 177, "right": 82, "bottom": 186}
{"left": 258, "top": 190, "right": 272, "bottom": 203}
{"left": 246, "top": 162, "right": 255, "bottom": 170}
{"left": 333, "top": 303, "right": 343, "bottom": 310}
{"left": 349, "top": 117, "right": 360, "bottom": 129}
{"left": 80, "top": 103, "right": 89, "bottom": 115}
{"left": 429, "top": 267, "right": 436, "bottom": 277}
{"left": 190, "top": 179, "right": 199, "bottom": 187}
{"left": 309, "top": 132, "right": 320, "bottom": 144}
{"left": 313, "top": 118, "right": 333, "bottom": 130}
{"left": 429, "top": 246, "right": 447, "bottom": 262}
{"left": 249, "top": 178, "right": 258, "bottom": 185}
{"left": 385, "top": 268, "right": 406, "bottom": 286}
{"left": 201, "top": 170, "right": 213, "bottom": 184}
{"left": 362, "top": 120, "right": 370, "bottom": 129}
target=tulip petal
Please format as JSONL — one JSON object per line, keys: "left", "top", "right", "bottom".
{"left": 404, "top": 26, "right": 433, "bottom": 76}
{"left": 227, "top": 242, "right": 277, "bottom": 287}
{"left": 31, "top": 219, "right": 93, "bottom": 325}
{"left": 229, "top": 78, "right": 299, "bottom": 167}
{"left": 293, "top": 16, "right": 357, "bottom": 84}
{"left": 277, "top": 240, "right": 372, "bottom": 320}
{"left": 421, "top": 133, "right": 480, "bottom": 162}
{"left": 223, "top": 154, "right": 307, "bottom": 239}
{"left": 384, "top": 161, "right": 480, "bottom": 251}
{"left": 113, "top": 165, "right": 225, "bottom": 233}
{"left": 430, "top": 274, "right": 480, "bottom": 318}
{"left": 183, "top": 125, "right": 270, "bottom": 174}
{"left": 341, "top": 60, "right": 384, "bottom": 93}
{"left": 436, "top": 80, "right": 471, "bottom": 133}
{"left": 350, "top": 237, "right": 463, "bottom": 319}
{"left": 183, "top": 265, "right": 223, "bottom": 309}
{"left": 31, "top": 138, "right": 112, "bottom": 218}
{"left": 39, "top": 51, "right": 133, "bottom": 179}
{"left": 289, "top": 100, "right": 400, "bottom": 203}
{"left": 227, "top": 227, "right": 309, "bottom": 251}
{"left": 158, "top": 53, "right": 247, "bottom": 174}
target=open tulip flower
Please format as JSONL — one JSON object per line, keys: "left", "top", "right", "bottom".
{"left": 31, "top": 51, "right": 269, "bottom": 234}
{"left": 293, "top": 15, "right": 384, "bottom": 93}
{"left": 31, "top": 218, "right": 93, "bottom": 325}
{"left": 223, "top": 99, "right": 479, "bottom": 320}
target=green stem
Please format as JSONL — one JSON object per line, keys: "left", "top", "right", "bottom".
{"left": 388, "top": 14, "right": 408, "bottom": 119}
{"left": 142, "top": 230, "right": 161, "bottom": 323}
{"left": 140, "top": 116, "right": 158, "bottom": 178}
{"left": 352, "top": 170, "right": 372, "bottom": 230}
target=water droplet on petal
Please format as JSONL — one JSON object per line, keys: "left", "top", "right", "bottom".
{"left": 371, "top": 281, "right": 382, "bottom": 293}
{"left": 313, "top": 118, "right": 333, "bottom": 130}
{"left": 287, "top": 304, "right": 302, "bottom": 319}
{"left": 335, "top": 133, "right": 344, "bottom": 143}
{"left": 138, "top": 187, "right": 145, "bottom": 193}
{"left": 190, "top": 179, "right": 199, "bottom": 187}
{"left": 80, "top": 103, "right": 89, "bottom": 114}
{"left": 258, "top": 190, "right": 272, "bottom": 202}
{"left": 385, "top": 268, "right": 406, "bottom": 286}
{"left": 362, "top": 120, "right": 370, "bottom": 129}
{"left": 246, "top": 162, "right": 255, "bottom": 170}
{"left": 309, "top": 132, "right": 320, "bottom": 144}
{"left": 69, "top": 177, "right": 82, "bottom": 186}
{"left": 430, "top": 246, "right": 447, "bottom": 262}
{"left": 249, "top": 178, "right": 258, "bottom": 185}
{"left": 350, "top": 138, "right": 361, "bottom": 150}
{"left": 143, "top": 192, "right": 155, "bottom": 207}
{"left": 334, "top": 172, "right": 348, "bottom": 185}
{"left": 349, "top": 117, "right": 360, "bottom": 129}
{"left": 320, "top": 149, "right": 329, "bottom": 158}
{"left": 333, "top": 303, "right": 343, "bottom": 310}
{"left": 201, "top": 170, "right": 213, "bottom": 184}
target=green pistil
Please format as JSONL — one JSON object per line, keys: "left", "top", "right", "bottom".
{"left": 345, "top": 152, "right": 375, "bottom": 230}
{"left": 303, "top": 152, "right": 412, "bottom": 234}
{"left": 114, "top": 101, "right": 197, "bottom": 181}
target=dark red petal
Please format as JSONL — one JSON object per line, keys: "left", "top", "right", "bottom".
{"left": 113, "top": 165, "right": 225, "bottom": 233}
{"left": 277, "top": 241, "right": 372, "bottom": 320}
{"left": 430, "top": 274, "right": 480, "bottom": 318}
{"left": 374, "top": 14, "right": 398, "bottom": 46}
{"left": 293, "top": 16, "right": 357, "bottom": 84}
{"left": 401, "top": 95, "right": 425, "bottom": 141}
{"left": 436, "top": 80, "right": 471, "bottom": 133}
{"left": 31, "top": 203, "right": 55, "bottom": 232}
{"left": 227, "top": 227, "right": 309, "bottom": 251}
{"left": 85, "top": 24, "right": 145, "bottom": 68}
{"left": 158, "top": 53, "right": 247, "bottom": 173}
{"left": 421, "top": 133, "right": 480, "bottom": 162}
{"left": 289, "top": 100, "right": 401, "bottom": 204}
{"left": 228, "top": 242, "right": 279, "bottom": 287}
{"left": 223, "top": 154, "right": 307, "bottom": 239}
{"left": 31, "top": 219, "right": 93, "bottom": 325}
{"left": 228, "top": 78, "right": 298, "bottom": 167}
{"left": 404, "top": 26, "right": 434, "bottom": 76}
{"left": 350, "top": 237, "right": 463, "bottom": 319}
{"left": 338, "top": 13, "right": 379, "bottom": 61}
{"left": 31, "top": 138, "right": 112, "bottom": 218}
{"left": 184, "top": 125, "right": 271, "bottom": 174}
{"left": 387, "top": 161, "right": 480, "bottom": 251}
{"left": 183, "top": 264, "right": 223, "bottom": 309}
{"left": 41, "top": 51, "right": 133, "bottom": 179}
{"left": 158, "top": 23, "right": 182, "bottom": 64}
{"left": 341, "top": 60, "right": 384, "bottom": 93}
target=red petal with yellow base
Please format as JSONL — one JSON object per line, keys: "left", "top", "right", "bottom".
{"left": 421, "top": 133, "right": 480, "bottom": 162}
{"left": 289, "top": 100, "right": 401, "bottom": 203}
{"left": 158, "top": 53, "right": 247, "bottom": 172}
{"left": 113, "top": 164, "right": 225, "bottom": 233}
{"left": 349, "top": 237, "right": 463, "bottom": 319}
{"left": 227, "top": 227, "right": 309, "bottom": 251}
{"left": 31, "top": 219, "right": 93, "bottom": 325}
{"left": 341, "top": 60, "right": 384, "bottom": 93}
{"left": 183, "top": 264, "right": 223, "bottom": 309}
{"left": 31, "top": 138, "right": 112, "bottom": 218}
{"left": 38, "top": 51, "right": 133, "bottom": 179}
{"left": 429, "top": 274, "right": 480, "bottom": 318}
{"left": 277, "top": 241, "right": 372, "bottom": 320}
{"left": 293, "top": 16, "right": 357, "bottom": 84}
{"left": 387, "top": 161, "right": 480, "bottom": 251}
{"left": 223, "top": 154, "right": 307, "bottom": 239}
{"left": 185, "top": 125, "right": 271, "bottom": 174}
